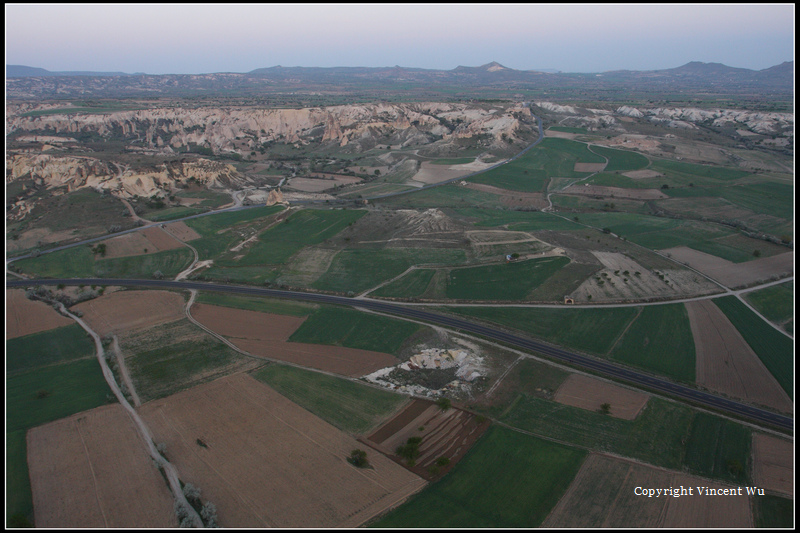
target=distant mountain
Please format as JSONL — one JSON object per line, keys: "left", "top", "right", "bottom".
{"left": 6, "top": 65, "right": 139, "bottom": 77}
{"left": 6, "top": 61, "right": 793, "bottom": 100}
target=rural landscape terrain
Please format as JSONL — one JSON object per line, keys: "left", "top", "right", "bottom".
{"left": 5, "top": 59, "right": 794, "bottom": 528}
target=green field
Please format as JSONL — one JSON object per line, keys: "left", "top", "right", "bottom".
{"left": 610, "top": 304, "right": 695, "bottom": 382}
{"left": 469, "top": 138, "right": 605, "bottom": 193}
{"left": 185, "top": 205, "right": 286, "bottom": 260}
{"left": 712, "top": 296, "right": 793, "bottom": 397}
{"left": 753, "top": 495, "right": 795, "bottom": 528}
{"left": 371, "top": 268, "right": 436, "bottom": 298}
{"left": 194, "top": 291, "right": 316, "bottom": 317}
{"left": 446, "top": 306, "right": 638, "bottom": 355}
{"left": 499, "top": 396, "right": 693, "bottom": 471}
{"left": 288, "top": 306, "right": 421, "bottom": 354}
{"left": 372, "top": 425, "right": 587, "bottom": 528}
{"left": 375, "top": 183, "right": 506, "bottom": 209}
{"left": 15, "top": 245, "right": 193, "bottom": 279}
{"left": 7, "top": 358, "right": 113, "bottom": 433}
{"left": 6, "top": 430, "right": 34, "bottom": 527}
{"left": 251, "top": 364, "right": 408, "bottom": 433}
{"left": 145, "top": 206, "right": 204, "bottom": 222}
{"left": 743, "top": 281, "right": 793, "bottom": 332}
{"left": 123, "top": 319, "right": 259, "bottom": 401}
{"left": 452, "top": 208, "right": 583, "bottom": 231}
{"left": 683, "top": 413, "right": 751, "bottom": 484}
{"left": 446, "top": 256, "right": 569, "bottom": 300}
{"left": 587, "top": 145, "right": 650, "bottom": 172}
{"left": 7, "top": 324, "right": 95, "bottom": 375}
{"left": 313, "top": 247, "right": 466, "bottom": 294}
{"left": 231, "top": 208, "right": 366, "bottom": 266}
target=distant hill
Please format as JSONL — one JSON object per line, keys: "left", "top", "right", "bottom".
{"left": 6, "top": 61, "right": 793, "bottom": 101}
{"left": 6, "top": 65, "right": 138, "bottom": 77}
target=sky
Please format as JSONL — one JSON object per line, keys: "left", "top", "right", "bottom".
{"left": 5, "top": 4, "right": 795, "bottom": 74}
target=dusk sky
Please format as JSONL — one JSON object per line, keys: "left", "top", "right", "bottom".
{"left": 5, "top": 4, "right": 795, "bottom": 74}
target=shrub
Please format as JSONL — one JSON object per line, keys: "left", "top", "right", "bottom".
{"left": 348, "top": 449, "right": 370, "bottom": 468}
{"left": 436, "top": 397, "right": 451, "bottom": 410}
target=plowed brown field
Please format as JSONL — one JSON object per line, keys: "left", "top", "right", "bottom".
{"left": 554, "top": 374, "right": 649, "bottom": 420}
{"left": 138, "top": 373, "right": 426, "bottom": 528}
{"left": 686, "top": 300, "right": 792, "bottom": 413}
{"left": 574, "top": 162, "right": 607, "bottom": 172}
{"left": 191, "top": 303, "right": 397, "bottom": 377}
{"left": 365, "top": 399, "right": 490, "bottom": 480}
{"left": 752, "top": 433, "right": 793, "bottom": 496}
{"left": 6, "top": 288, "right": 73, "bottom": 339}
{"left": 72, "top": 290, "right": 186, "bottom": 337}
{"left": 164, "top": 221, "right": 201, "bottom": 242}
{"left": 99, "top": 227, "right": 184, "bottom": 259}
{"left": 662, "top": 247, "right": 793, "bottom": 288}
{"left": 27, "top": 404, "right": 177, "bottom": 528}
{"left": 544, "top": 453, "right": 753, "bottom": 528}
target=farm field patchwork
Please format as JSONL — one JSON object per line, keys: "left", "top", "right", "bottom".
{"left": 190, "top": 303, "right": 400, "bottom": 377}
{"left": 662, "top": 246, "right": 794, "bottom": 287}
{"left": 27, "top": 404, "right": 177, "bottom": 528}
{"left": 685, "top": 299, "right": 792, "bottom": 413}
{"left": 138, "top": 373, "right": 427, "bottom": 528}
{"left": 251, "top": 364, "right": 408, "bottom": 434}
{"left": 371, "top": 425, "right": 586, "bottom": 528}
{"left": 712, "top": 296, "right": 793, "bottom": 398}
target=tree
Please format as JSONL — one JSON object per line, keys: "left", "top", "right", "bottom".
{"left": 348, "top": 449, "right": 370, "bottom": 468}
{"left": 436, "top": 397, "right": 451, "bottom": 410}
{"left": 599, "top": 403, "right": 611, "bottom": 415}
{"left": 753, "top": 249, "right": 761, "bottom": 257}
{"left": 200, "top": 502, "right": 218, "bottom": 527}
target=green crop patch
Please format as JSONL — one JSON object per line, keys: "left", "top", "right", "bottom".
{"left": 194, "top": 291, "right": 316, "bottom": 317}
{"left": 185, "top": 205, "right": 286, "bottom": 260}
{"left": 251, "top": 364, "right": 407, "bottom": 434}
{"left": 453, "top": 208, "right": 582, "bottom": 231}
{"left": 712, "top": 296, "right": 793, "bottom": 398}
{"left": 446, "top": 306, "right": 637, "bottom": 355}
{"left": 651, "top": 160, "right": 751, "bottom": 183}
{"left": 376, "top": 183, "right": 505, "bottom": 209}
{"left": 7, "top": 324, "right": 95, "bottom": 376}
{"left": 288, "top": 306, "right": 420, "bottom": 355}
{"left": 609, "top": 304, "right": 695, "bottom": 382}
{"left": 501, "top": 396, "right": 693, "bottom": 472}
{"left": 469, "top": 138, "right": 605, "bottom": 193}
{"left": 743, "top": 281, "right": 793, "bottom": 331}
{"left": 6, "top": 430, "right": 34, "bottom": 527}
{"left": 313, "top": 247, "right": 465, "bottom": 294}
{"left": 588, "top": 145, "right": 650, "bottom": 172}
{"left": 372, "top": 268, "right": 436, "bottom": 298}
{"left": 235, "top": 208, "right": 366, "bottom": 265}
{"left": 15, "top": 245, "right": 193, "bottom": 279}
{"left": 446, "top": 256, "right": 570, "bottom": 300}
{"left": 683, "top": 413, "right": 751, "bottom": 484}
{"left": 372, "top": 425, "right": 586, "bottom": 528}
{"left": 7, "top": 358, "right": 113, "bottom": 433}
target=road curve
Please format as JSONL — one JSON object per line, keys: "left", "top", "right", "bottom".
{"left": 6, "top": 277, "right": 792, "bottom": 431}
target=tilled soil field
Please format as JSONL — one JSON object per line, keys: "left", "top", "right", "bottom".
{"left": 27, "top": 404, "right": 177, "bottom": 528}
{"left": 752, "top": 433, "right": 793, "bottom": 496}
{"left": 72, "top": 290, "right": 186, "bottom": 337}
{"left": 544, "top": 453, "right": 753, "bottom": 528}
{"left": 662, "top": 247, "right": 794, "bottom": 288}
{"left": 164, "top": 221, "right": 202, "bottom": 242}
{"left": 573, "top": 162, "right": 607, "bottom": 173}
{"left": 138, "top": 373, "right": 426, "bottom": 528}
{"left": 6, "top": 288, "right": 73, "bottom": 339}
{"left": 98, "top": 227, "right": 184, "bottom": 259}
{"left": 554, "top": 374, "right": 650, "bottom": 420}
{"left": 191, "top": 303, "right": 398, "bottom": 377}
{"left": 365, "top": 399, "right": 491, "bottom": 480}
{"left": 685, "top": 300, "right": 793, "bottom": 413}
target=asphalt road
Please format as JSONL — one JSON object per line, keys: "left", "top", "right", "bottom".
{"left": 6, "top": 277, "right": 792, "bottom": 431}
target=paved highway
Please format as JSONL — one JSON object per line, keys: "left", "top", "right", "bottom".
{"left": 6, "top": 277, "right": 792, "bottom": 431}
